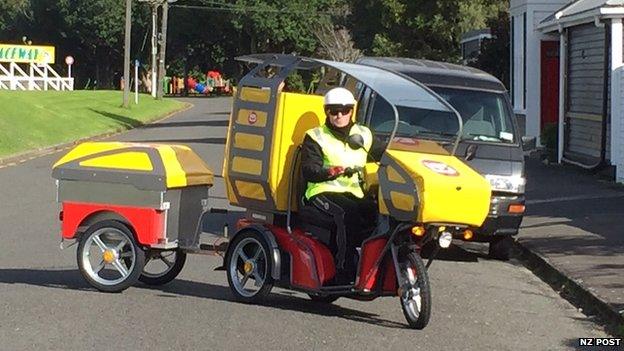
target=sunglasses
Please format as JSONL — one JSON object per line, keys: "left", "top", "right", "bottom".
{"left": 326, "top": 106, "right": 353, "bottom": 116}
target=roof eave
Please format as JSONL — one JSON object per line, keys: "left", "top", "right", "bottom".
{"left": 538, "top": 7, "right": 610, "bottom": 32}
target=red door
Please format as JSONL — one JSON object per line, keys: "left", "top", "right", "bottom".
{"left": 540, "top": 41, "right": 560, "bottom": 128}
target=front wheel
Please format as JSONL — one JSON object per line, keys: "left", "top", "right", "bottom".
{"left": 398, "top": 252, "right": 432, "bottom": 329}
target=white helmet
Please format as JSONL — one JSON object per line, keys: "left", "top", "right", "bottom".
{"left": 324, "top": 87, "right": 356, "bottom": 106}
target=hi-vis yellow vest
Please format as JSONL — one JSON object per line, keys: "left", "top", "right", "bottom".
{"left": 305, "top": 124, "right": 373, "bottom": 200}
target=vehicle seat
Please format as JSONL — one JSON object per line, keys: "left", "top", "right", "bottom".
{"left": 291, "top": 146, "right": 336, "bottom": 252}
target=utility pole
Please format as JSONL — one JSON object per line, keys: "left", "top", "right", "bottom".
{"left": 157, "top": 1, "right": 169, "bottom": 99}
{"left": 122, "top": 0, "right": 132, "bottom": 108}
{"left": 151, "top": 5, "right": 157, "bottom": 97}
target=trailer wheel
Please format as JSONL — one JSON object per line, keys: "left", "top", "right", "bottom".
{"left": 139, "top": 250, "right": 187, "bottom": 286}
{"left": 226, "top": 230, "right": 273, "bottom": 302}
{"left": 77, "top": 220, "right": 145, "bottom": 293}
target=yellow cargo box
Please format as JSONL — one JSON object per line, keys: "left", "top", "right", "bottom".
{"left": 378, "top": 139, "right": 491, "bottom": 227}
{"left": 224, "top": 89, "right": 326, "bottom": 212}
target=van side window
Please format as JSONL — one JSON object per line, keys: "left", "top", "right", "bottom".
{"left": 368, "top": 94, "right": 395, "bottom": 133}
{"left": 356, "top": 87, "right": 372, "bottom": 124}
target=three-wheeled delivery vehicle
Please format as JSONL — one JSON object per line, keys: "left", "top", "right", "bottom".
{"left": 52, "top": 54, "right": 492, "bottom": 329}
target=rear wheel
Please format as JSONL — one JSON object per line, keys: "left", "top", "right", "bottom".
{"left": 77, "top": 220, "right": 145, "bottom": 293}
{"left": 225, "top": 231, "right": 274, "bottom": 303}
{"left": 398, "top": 252, "right": 431, "bottom": 329}
{"left": 139, "top": 250, "right": 186, "bottom": 285}
{"left": 489, "top": 236, "right": 512, "bottom": 261}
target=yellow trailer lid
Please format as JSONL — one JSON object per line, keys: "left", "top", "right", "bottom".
{"left": 52, "top": 142, "right": 213, "bottom": 190}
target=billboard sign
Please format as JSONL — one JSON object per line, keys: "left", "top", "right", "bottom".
{"left": 0, "top": 44, "right": 55, "bottom": 64}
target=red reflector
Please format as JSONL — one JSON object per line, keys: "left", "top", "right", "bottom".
{"left": 508, "top": 204, "right": 525, "bottom": 214}
{"left": 59, "top": 211, "right": 64, "bottom": 221}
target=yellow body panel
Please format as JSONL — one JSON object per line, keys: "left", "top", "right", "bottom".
{"left": 240, "top": 87, "right": 271, "bottom": 103}
{"left": 234, "top": 133, "right": 265, "bottom": 151}
{"left": 53, "top": 142, "right": 127, "bottom": 168}
{"left": 232, "top": 156, "right": 263, "bottom": 175}
{"left": 157, "top": 146, "right": 188, "bottom": 188}
{"left": 385, "top": 148, "right": 491, "bottom": 227}
{"left": 235, "top": 180, "right": 267, "bottom": 200}
{"left": 79, "top": 152, "right": 153, "bottom": 171}
{"left": 269, "top": 92, "right": 326, "bottom": 210}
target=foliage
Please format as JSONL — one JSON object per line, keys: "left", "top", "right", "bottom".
{"left": 0, "top": 0, "right": 512, "bottom": 86}
{"left": 349, "top": 0, "right": 506, "bottom": 62}
{"left": 540, "top": 122, "right": 558, "bottom": 151}
{"left": 0, "top": 0, "right": 29, "bottom": 32}
{"left": 472, "top": 9, "right": 510, "bottom": 88}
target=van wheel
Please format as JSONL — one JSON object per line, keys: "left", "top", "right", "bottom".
{"left": 489, "top": 236, "right": 512, "bottom": 261}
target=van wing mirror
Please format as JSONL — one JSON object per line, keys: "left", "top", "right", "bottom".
{"left": 347, "top": 134, "right": 365, "bottom": 150}
{"left": 522, "top": 136, "right": 536, "bottom": 151}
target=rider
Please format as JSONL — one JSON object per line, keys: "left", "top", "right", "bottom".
{"left": 301, "top": 87, "right": 383, "bottom": 283}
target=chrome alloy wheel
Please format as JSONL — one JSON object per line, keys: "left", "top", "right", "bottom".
{"left": 400, "top": 265, "right": 422, "bottom": 321}
{"left": 228, "top": 237, "right": 268, "bottom": 298}
{"left": 81, "top": 227, "right": 137, "bottom": 287}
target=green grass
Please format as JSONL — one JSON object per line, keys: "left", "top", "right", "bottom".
{"left": 0, "top": 90, "right": 186, "bottom": 158}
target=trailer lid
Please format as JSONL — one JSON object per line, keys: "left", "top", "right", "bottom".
{"left": 52, "top": 142, "right": 213, "bottom": 190}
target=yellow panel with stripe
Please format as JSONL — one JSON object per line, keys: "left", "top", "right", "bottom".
{"left": 269, "top": 92, "right": 326, "bottom": 210}
{"left": 380, "top": 140, "right": 491, "bottom": 227}
{"left": 53, "top": 141, "right": 213, "bottom": 189}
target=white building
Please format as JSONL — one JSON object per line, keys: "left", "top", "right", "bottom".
{"left": 511, "top": 0, "right": 624, "bottom": 181}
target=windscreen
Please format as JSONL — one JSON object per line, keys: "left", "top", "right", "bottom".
{"left": 430, "top": 87, "right": 516, "bottom": 143}
{"left": 368, "top": 94, "right": 460, "bottom": 141}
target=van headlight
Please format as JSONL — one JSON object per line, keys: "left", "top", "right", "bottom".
{"left": 485, "top": 175, "right": 525, "bottom": 194}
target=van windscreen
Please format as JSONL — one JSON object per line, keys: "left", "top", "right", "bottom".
{"left": 431, "top": 87, "right": 515, "bottom": 143}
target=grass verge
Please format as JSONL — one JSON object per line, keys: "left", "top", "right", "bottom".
{"left": 0, "top": 90, "right": 186, "bottom": 158}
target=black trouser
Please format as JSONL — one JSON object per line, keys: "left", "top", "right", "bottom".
{"left": 309, "top": 192, "right": 377, "bottom": 272}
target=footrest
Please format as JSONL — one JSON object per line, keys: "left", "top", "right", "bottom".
{"left": 188, "top": 232, "right": 229, "bottom": 256}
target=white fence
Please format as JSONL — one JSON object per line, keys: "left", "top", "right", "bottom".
{"left": 0, "top": 62, "right": 73, "bottom": 91}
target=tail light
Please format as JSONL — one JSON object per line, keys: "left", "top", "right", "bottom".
{"left": 58, "top": 211, "right": 64, "bottom": 221}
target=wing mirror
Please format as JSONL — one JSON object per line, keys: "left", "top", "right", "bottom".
{"left": 347, "top": 134, "right": 365, "bottom": 150}
{"left": 522, "top": 136, "right": 536, "bottom": 151}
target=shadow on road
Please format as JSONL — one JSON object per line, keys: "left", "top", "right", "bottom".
{"left": 140, "top": 120, "right": 229, "bottom": 129}
{"left": 0, "top": 268, "right": 92, "bottom": 291}
{"left": 131, "top": 137, "right": 227, "bottom": 145}
{"left": 0, "top": 268, "right": 409, "bottom": 330}
{"left": 140, "top": 278, "right": 410, "bottom": 330}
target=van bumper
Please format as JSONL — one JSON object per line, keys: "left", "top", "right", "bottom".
{"left": 475, "top": 195, "right": 525, "bottom": 241}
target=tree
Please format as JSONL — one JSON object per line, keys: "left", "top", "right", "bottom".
{"left": 0, "top": 0, "right": 29, "bottom": 32}
{"left": 348, "top": 0, "right": 507, "bottom": 62}
{"left": 314, "top": 2, "right": 361, "bottom": 62}
{"left": 472, "top": 10, "right": 510, "bottom": 88}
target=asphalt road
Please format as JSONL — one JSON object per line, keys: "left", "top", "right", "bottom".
{"left": 0, "top": 97, "right": 609, "bottom": 350}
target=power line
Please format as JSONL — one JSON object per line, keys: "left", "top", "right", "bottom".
{"left": 170, "top": 3, "right": 332, "bottom": 15}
